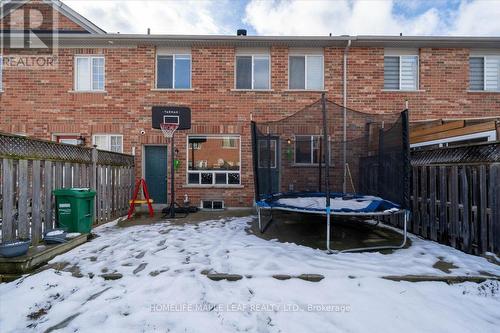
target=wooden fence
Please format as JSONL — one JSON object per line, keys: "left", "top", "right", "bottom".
{"left": 386, "top": 142, "right": 500, "bottom": 255}
{"left": 0, "top": 133, "right": 135, "bottom": 244}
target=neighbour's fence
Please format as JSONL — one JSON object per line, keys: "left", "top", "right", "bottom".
{"left": 0, "top": 133, "right": 135, "bottom": 244}
{"left": 385, "top": 142, "right": 500, "bottom": 255}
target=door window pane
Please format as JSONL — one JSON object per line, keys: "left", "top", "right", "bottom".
{"left": 157, "top": 56, "right": 173, "bottom": 89}
{"left": 258, "top": 140, "right": 276, "bottom": 168}
{"left": 290, "top": 56, "right": 305, "bottom": 89}
{"left": 175, "top": 55, "right": 191, "bottom": 89}
{"left": 236, "top": 56, "right": 252, "bottom": 89}
{"left": 306, "top": 56, "right": 323, "bottom": 90}
{"left": 254, "top": 56, "right": 270, "bottom": 89}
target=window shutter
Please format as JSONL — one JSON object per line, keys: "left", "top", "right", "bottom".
{"left": 384, "top": 56, "right": 399, "bottom": 89}
{"left": 400, "top": 56, "right": 418, "bottom": 90}
{"left": 469, "top": 57, "right": 484, "bottom": 91}
{"left": 484, "top": 56, "right": 500, "bottom": 91}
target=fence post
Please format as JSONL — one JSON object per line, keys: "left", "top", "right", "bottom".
{"left": 91, "top": 146, "right": 98, "bottom": 223}
{"left": 1, "top": 159, "right": 14, "bottom": 242}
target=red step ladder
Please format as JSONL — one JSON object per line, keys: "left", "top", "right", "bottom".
{"left": 127, "top": 178, "right": 154, "bottom": 219}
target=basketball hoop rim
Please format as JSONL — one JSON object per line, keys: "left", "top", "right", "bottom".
{"left": 160, "top": 123, "right": 179, "bottom": 139}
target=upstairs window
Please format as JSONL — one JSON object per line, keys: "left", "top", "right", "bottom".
{"left": 235, "top": 55, "right": 270, "bottom": 89}
{"left": 289, "top": 55, "right": 324, "bottom": 90}
{"left": 157, "top": 54, "right": 191, "bottom": 89}
{"left": 470, "top": 56, "right": 500, "bottom": 91}
{"left": 384, "top": 55, "right": 419, "bottom": 90}
{"left": 93, "top": 134, "right": 123, "bottom": 153}
{"left": 75, "top": 56, "right": 105, "bottom": 91}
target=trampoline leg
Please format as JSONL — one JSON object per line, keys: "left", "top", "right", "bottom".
{"left": 257, "top": 207, "right": 273, "bottom": 233}
{"left": 326, "top": 213, "right": 331, "bottom": 253}
{"left": 258, "top": 207, "right": 262, "bottom": 231}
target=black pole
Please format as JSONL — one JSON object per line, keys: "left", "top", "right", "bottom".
{"left": 266, "top": 132, "right": 272, "bottom": 195}
{"left": 318, "top": 136, "right": 322, "bottom": 192}
{"left": 169, "top": 133, "right": 176, "bottom": 218}
{"left": 321, "top": 93, "right": 330, "bottom": 207}
{"left": 401, "top": 109, "right": 410, "bottom": 210}
{"left": 251, "top": 121, "right": 261, "bottom": 201}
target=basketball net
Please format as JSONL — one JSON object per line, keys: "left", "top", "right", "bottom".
{"left": 160, "top": 123, "right": 179, "bottom": 140}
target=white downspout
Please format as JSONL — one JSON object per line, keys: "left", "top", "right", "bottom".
{"left": 343, "top": 39, "right": 351, "bottom": 193}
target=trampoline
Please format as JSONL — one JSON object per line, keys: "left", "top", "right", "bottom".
{"left": 252, "top": 95, "right": 410, "bottom": 253}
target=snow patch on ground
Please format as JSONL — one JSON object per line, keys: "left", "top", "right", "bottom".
{"left": 0, "top": 216, "right": 499, "bottom": 332}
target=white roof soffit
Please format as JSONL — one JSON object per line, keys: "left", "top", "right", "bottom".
{"left": 23, "top": 34, "right": 500, "bottom": 48}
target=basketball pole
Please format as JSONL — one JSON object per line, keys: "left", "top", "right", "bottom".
{"left": 169, "top": 132, "right": 176, "bottom": 218}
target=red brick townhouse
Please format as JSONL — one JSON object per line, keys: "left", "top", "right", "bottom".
{"left": 1, "top": 0, "right": 499, "bottom": 208}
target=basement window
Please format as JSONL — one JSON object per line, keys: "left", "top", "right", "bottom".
{"left": 187, "top": 135, "right": 241, "bottom": 185}
{"left": 75, "top": 56, "right": 105, "bottom": 91}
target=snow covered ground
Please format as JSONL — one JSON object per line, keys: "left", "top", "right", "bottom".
{"left": 1, "top": 216, "right": 499, "bottom": 333}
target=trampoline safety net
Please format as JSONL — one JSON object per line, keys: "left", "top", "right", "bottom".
{"left": 251, "top": 98, "right": 410, "bottom": 209}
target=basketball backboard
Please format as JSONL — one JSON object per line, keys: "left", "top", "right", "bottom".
{"left": 152, "top": 106, "right": 191, "bottom": 130}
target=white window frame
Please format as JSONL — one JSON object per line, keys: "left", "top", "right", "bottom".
{"left": 74, "top": 55, "right": 105, "bottom": 92}
{"left": 234, "top": 54, "right": 271, "bottom": 90}
{"left": 294, "top": 135, "right": 330, "bottom": 165}
{"left": 469, "top": 55, "right": 500, "bottom": 92}
{"left": 92, "top": 134, "right": 123, "bottom": 153}
{"left": 383, "top": 55, "right": 419, "bottom": 91}
{"left": 186, "top": 135, "right": 241, "bottom": 186}
{"left": 155, "top": 53, "right": 192, "bottom": 89}
{"left": 288, "top": 54, "right": 324, "bottom": 90}
{"left": 410, "top": 130, "right": 497, "bottom": 149}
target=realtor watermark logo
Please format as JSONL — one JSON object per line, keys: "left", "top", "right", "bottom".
{"left": 1, "top": 0, "right": 59, "bottom": 70}
{"left": 150, "top": 303, "right": 352, "bottom": 313}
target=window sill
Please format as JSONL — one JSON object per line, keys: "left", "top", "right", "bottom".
{"left": 230, "top": 89, "right": 274, "bottom": 92}
{"left": 284, "top": 89, "right": 328, "bottom": 93}
{"left": 292, "top": 164, "right": 335, "bottom": 168}
{"left": 467, "top": 90, "right": 500, "bottom": 93}
{"left": 68, "top": 90, "right": 107, "bottom": 94}
{"left": 151, "top": 88, "right": 195, "bottom": 92}
{"left": 381, "top": 89, "right": 425, "bottom": 93}
{"left": 182, "top": 184, "right": 244, "bottom": 189}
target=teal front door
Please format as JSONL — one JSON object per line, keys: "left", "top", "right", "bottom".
{"left": 144, "top": 146, "right": 168, "bottom": 204}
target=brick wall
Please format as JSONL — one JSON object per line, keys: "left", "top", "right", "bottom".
{"left": 1, "top": 43, "right": 499, "bottom": 207}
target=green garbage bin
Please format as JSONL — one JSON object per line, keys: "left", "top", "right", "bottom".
{"left": 53, "top": 188, "right": 96, "bottom": 233}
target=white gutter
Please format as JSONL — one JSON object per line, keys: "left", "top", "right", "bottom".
{"left": 343, "top": 39, "right": 351, "bottom": 193}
